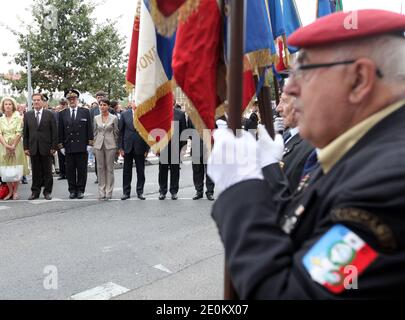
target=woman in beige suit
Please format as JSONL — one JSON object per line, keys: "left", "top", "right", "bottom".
{"left": 93, "top": 99, "right": 119, "bottom": 200}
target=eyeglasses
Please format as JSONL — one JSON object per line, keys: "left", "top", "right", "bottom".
{"left": 289, "top": 59, "right": 384, "bottom": 82}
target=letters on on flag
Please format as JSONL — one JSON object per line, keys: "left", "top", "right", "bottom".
{"left": 134, "top": 0, "right": 176, "bottom": 153}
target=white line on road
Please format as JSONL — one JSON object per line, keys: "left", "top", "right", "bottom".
{"left": 70, "top": 282, "right": 130, "bottom": 300}
{"left": 4, "top": 198, "right": 211, "bottom": 203}
{"left": 153, "top": 264, "right": 172, "bottom": 274}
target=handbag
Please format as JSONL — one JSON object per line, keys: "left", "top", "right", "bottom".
{"left": 0, "top": 184, "right": 9, "bottom": 199}
{"left": 0, "top": 165, "right": 23, "bottom": 182}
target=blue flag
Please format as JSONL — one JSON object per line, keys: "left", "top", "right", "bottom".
{"left": 282, "top": 0, "right": 301, "bottom": 53}
{"left": 317, "top": 0, "right": 332, "bottom": 18}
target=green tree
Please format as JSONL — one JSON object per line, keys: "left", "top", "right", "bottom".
{"left": 7, "top": 0, "right": 127, "bottom": 99}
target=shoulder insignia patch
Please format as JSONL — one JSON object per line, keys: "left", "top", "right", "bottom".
{"left": 331, "top": 208, "right": 398, "bottom": 253}
{"left": 302, "top": 224, "right": 378, "bottom": 294}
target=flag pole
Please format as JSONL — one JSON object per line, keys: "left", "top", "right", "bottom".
{"left": 256, "top": 75, "right": 276, "bottom": 139}
{"left": 224, "top": 0, "right": 245, "bottom": 300}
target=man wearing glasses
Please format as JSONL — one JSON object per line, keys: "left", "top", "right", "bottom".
{"left": 208, "top": 10, "right": 405, "bottom": 298}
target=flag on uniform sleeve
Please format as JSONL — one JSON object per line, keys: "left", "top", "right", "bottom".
{"left": 126, "top": 0, "right": 142, "bottom": 92}
{"left": 148, "top": 0, "right": 201, "bottom": 37}
{"left": 133, "top": 0, "right": 176, "bottom": 153}
{"left": 172, "top": 0, "right": 222, "bottom": 138}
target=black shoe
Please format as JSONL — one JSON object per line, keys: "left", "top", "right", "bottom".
{"left": 69, "top": 193, "right": 77, "bottom": 199}
{"left": 94, "top": 180, "right": 98, "bottom": 184}
{"left": 77, "top": 192, "right": 84, "bottom": 199}
{"left": 21, "top": 177, "right": 28, "bottom": 184}
{"left": 57, "top": 175, "right": 66, "bottom": 180}
{"left": 159, "top": 193, "right": 166, "bottom": 200}
{"left": 121, "top": 194, "right": 130, "bottom": 200}
{"left": 193, "top": 193, "right": 203, "bottom": 200}
{"left": 137, "top": 194, "right": 146, "bottom": 200}
{"left": 171, "top": 193, "right": 178, "bottom": 200}
{"left": 44, "top": 194, "right": 52, "bottom": 201}
{"left": 206, "top": 194, "right": 215, "bottom": 201}
{"left": 28, "top": 193, "right": 40, "bottom": 201}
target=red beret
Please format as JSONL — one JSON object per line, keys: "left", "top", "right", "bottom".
{"left": 288, "top": 9, "right": 405, "bottom": 48}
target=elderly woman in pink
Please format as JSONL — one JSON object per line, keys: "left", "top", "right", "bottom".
{"left": 0, "top": 97, "right": 29, "bottom": 200}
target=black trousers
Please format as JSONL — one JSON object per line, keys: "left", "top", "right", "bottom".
{"left": 65, "top": 152, "right": 88, "bottom": 194}
{"left": 123, "top": 150, "right": 145, "bottom": 196}
{"left": 57, "top": 150, "right": 66, "bottom": 176}
{"left": 159, "top": 150, "right": 181, "bottom": 195}
{"left": 31, "top": 153, "right": 53, "bottom": 195}
{"left": 192, "top": 163, "right": 214, "bottom": 195}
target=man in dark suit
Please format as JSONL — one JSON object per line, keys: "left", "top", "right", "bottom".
{"left": 23, "top": 93, "right": 58, "bottom": 200}
{"left": 158, "top": 103, "right": 187, "bottom": 200}
{"left": 58, "top": 89, "right": 94, "bottom": 199}
{"left": 276, "top": 93, "right": 314, "bottom": 192}
{"left": 187, "top": 117, "right": 215, "bottom": 201}
{"left": 119, "top": 102, "right": 149, "bottom": 200}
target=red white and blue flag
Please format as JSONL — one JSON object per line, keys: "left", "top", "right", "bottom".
{"left": 133, "top": 0, "right": 176, "bottom": 153}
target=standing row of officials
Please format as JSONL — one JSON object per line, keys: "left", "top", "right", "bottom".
{"left": 12, "top": 89, "right": 215, "bottom": 201}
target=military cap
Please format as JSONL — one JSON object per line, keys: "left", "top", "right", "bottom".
{"left": 59, "top": 97, "right": 67, "bottom": 104}
{"left": 64, "top": 89, "right": 80, "bottom": 99}
{"left": 95, "top": 90, "right": 107, "bottom": 97}
{"left": 288, "top": 9, "right": 405, "bottom": 48}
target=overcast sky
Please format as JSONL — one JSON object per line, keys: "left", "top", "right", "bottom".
{"left": 0, "top": 0, "right": 404, "bottom": 73}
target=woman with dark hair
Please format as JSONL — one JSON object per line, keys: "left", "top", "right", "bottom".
{"left": 0, "top": 97, "right": 29, "bottom": 200}
{"left": 93, "top": 98, "right": 119, "bottom": 200}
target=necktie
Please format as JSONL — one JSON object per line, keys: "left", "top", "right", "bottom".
{"left": 301, "top": 149, "right": 319, "bottom": 178}
{"left": 36, "top": 111, "right": 40, "bottom": 126}
{"left": 71, "top": 109, "right": 76, "bottom": 122}
{"left": 283, "top": 130, "right": 292, "bottom": 143}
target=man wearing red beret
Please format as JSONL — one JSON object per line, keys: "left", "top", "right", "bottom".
{"left": 208, "top": 9, "right": 405, "bottom": 299}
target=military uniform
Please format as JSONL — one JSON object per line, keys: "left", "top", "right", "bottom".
{"left": 210, "top": 9, "right": 405, "bottom": 299}
{"left": 58, "top": 90, "right": 94, "bottom": 197}
{"left": 212, "top": 101, "right": 405, "bottom": 299}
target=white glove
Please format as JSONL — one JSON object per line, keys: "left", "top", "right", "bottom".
{"left": 60, "top": 148, "right": 65, "bottom": 156}
{"left": 207, "top": 128, "right": 264, "bottom": 194}
{"left": 273, "top": 117, "right": 285, "bottom": 133}
{"left": 87, "top": 146, "right": 93, "bottom": 153}
{"left": 257, "top": 124, "right": 284, "bottom": 168}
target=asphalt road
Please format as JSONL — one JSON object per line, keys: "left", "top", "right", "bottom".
{"left": 0, "top": 160, "right": 224, "bottom": 300}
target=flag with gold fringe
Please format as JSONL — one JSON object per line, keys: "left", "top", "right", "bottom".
{"left": 172, "top": 0, "right": 222, "bottom": 139}
{"left": 133, "top": 0, "right": 176, "bottom": 153}
{"left": 149, "top": 0, "right": 200, "bottom": 37}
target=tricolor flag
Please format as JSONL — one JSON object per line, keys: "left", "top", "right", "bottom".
{"left": 172, "top": 0, "right": 222, "bottom": 138}
{"left": 134, "top": 0, "right": 176, "bottom": 153}
{"left": 125, "top": 0, "right": 142, "bottom": 92}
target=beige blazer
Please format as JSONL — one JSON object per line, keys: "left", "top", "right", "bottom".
{"left": 93, "top": 114, "right": 119, "bottom": 150}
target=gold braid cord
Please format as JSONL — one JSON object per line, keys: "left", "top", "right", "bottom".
{"left": 246, "top": 49, "right": 274, "bottom": 70}
{"left": 150, "top": 0, "right": 201, "bottom": 37}
{"left": 134, "top": 81, "right": 174, "bottom": 153}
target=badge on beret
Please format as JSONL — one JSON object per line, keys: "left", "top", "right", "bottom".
{"left": 302, "top": 224, "right": 378, "bottom": 294}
